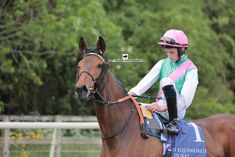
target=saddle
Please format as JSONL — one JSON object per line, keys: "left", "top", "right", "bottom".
{"left": 139, "top": 104, "right": 207, "bottom": 157}
{"left": 140, "top": 105, "right": 168, "bottom": 138}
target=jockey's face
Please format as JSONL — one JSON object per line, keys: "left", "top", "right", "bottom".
{"left": 164, "top": 47, "right": 179, "bottom": 62}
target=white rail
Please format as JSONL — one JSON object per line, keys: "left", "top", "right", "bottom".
{"left": 0, "top": 121, "right": 100, "bottom": 157}
{"left": 0, "top": 122, "right": 99, "bottom": 129}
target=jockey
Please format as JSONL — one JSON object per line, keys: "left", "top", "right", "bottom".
{"left": 128, "top": 29, "right": 199, "bottom": 134}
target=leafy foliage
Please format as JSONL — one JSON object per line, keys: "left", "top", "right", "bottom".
{"left": 0, "top": 0, "right": 234, "bottom": 118}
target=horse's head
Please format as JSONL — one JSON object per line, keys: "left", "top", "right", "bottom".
{"left": 74, "top": 36, "right": 110, "bottom": 99}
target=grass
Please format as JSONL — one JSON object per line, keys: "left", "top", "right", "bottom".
{"left": 2, "top": 140, "right": 101, "bottom": 157}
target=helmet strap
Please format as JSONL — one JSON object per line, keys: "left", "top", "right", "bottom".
{"left": 176, "top": 47, "right": 184, "bottom": 63}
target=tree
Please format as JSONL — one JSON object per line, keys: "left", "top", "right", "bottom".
{"left": 0, "top": 0, "right": 234, "bottom": 118}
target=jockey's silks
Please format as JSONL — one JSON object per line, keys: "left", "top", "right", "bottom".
{"left": 129, "top": 54, "right": 198, "bottom": 120}
{"left": 158, "top": 55, "right": 196, "bottom": 95}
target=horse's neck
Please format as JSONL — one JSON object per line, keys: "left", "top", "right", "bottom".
{"left": 94, "top": 72, "right": 138, "bottom": 139}
{"left": 98, "top": 72, "right": 125, "bottom": 100}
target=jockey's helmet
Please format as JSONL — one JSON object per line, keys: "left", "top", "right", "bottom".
{"left": 158, "top": 29, "right": 188, "bottom": 49}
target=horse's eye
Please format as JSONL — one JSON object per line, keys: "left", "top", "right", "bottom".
{"left": 97, "top": 64, "right": 103, "bottom": 68}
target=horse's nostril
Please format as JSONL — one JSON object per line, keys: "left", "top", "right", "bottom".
{"left": 82, "top": 85, "right": 89, "bottom": 93}
{"left": 74, "top": 86, "right": 90, "bottom": 98}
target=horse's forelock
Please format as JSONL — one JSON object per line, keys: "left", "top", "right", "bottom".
{"left": 85, "top": 48, "right": 99, "bottom": 54}
{"left": 83, "top": 48, "right": 107, "bottom": 63}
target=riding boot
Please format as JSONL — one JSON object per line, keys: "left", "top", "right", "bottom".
{"left": 162, "top": 85, "right": 179, "bottom": 135}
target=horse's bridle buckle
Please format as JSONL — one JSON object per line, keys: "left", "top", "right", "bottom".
{"left": 89, "top": 81, "right": 97, "bottom": 94}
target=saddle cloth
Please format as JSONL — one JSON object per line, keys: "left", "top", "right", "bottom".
{"left": 140, "top": 105, "right": 207, "bottom": 157}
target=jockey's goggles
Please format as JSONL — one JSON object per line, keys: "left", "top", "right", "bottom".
{"left": 160, "top": 37, "right": 180, "bottom": 45}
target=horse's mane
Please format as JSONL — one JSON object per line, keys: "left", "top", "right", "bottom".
{"left": 85, "top": 48, "right": 99, "bottom": 54}
{"left": 113, "top": 75, "right": 128, "bottom": 94}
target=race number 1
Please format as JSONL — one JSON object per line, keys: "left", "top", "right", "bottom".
{"left": 188, "top": 123, "right": 205, "bottom": 142}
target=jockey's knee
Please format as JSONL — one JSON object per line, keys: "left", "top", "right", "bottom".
{"left": 160, "top": 77, "right": 174, "bottom": 88}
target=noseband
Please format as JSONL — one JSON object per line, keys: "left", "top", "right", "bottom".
{"left": 79, "top": 70, "right": 97, "bottom": 94}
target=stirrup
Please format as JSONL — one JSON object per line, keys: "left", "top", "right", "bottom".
{"left": 166, "top": 120, "right": 179, "bottom": 135}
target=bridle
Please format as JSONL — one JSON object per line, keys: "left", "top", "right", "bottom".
{"left": 76, "top": 53, "right": 104, "bottom": 95}
{"left": 77, "top": 52, "right": 132, "bottom": 106}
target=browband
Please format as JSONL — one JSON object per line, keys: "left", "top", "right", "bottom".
{"left": 84, "top": 53, "right": 105, "bottom": 62}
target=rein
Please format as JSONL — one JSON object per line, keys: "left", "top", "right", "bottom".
{"left": 94, "top": 91, "right": 131, "bottom": 106}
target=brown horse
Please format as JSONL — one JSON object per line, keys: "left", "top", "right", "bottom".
{"left": 75, "top": 36, "right": 235, "bottom": 157}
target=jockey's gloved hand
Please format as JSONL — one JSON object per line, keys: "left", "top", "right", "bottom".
{"left": 127, "top": 91, "right": 138, "bottom": 99}
{"left": 127, "top": 91, "right": 135, "bottom": 95}
{"left": 147, "top": 102, "right": 167, "bottom": 112}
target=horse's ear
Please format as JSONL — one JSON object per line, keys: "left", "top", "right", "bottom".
{"left": 97, "top": 36, "right": 106, "bottom": 55}
{"left": 79, "top": 37, "right": 87, "bottom": 54}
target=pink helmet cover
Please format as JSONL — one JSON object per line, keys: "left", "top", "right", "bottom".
{"left": 158, "top": 29, "right": 188, "bottom": 48}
